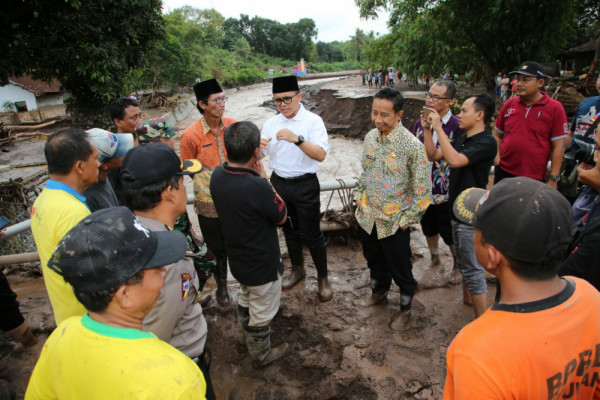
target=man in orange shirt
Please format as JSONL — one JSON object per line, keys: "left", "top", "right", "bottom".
{"left": 444, "top": 177, "right": 600, "bottom": 399}
{"left": 180, "top": 79, "right": 237, "bottom": 307}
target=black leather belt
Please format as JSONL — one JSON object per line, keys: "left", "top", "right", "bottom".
{"left": 272, "top": 172, "right": 316, "bottom": 182}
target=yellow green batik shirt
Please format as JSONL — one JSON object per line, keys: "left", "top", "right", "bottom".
{"left": 354, "top": 122, "right": 431, "bottom": 239}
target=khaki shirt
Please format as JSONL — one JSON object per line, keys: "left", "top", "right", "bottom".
{"left": 138, "top": 216, "right": 208, "bottom": 358}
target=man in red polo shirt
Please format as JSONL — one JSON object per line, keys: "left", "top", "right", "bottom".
{"left": 493, "top": 61, "right": 568, "bottom": 188}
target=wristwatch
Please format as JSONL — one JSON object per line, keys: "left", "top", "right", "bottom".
{"left": 548, "top": 174, "right": 561, "bottom": 182}
{"left": 295, "top": 135, "right": 305, "bottom": 146}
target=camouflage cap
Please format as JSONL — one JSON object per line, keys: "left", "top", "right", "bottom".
{"left": 135, "top": 118, "right": 179, "bottom": 141}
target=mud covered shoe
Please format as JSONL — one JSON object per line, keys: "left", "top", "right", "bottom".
{"left": 282, "top": 265, "right": 306, "bottom": 290}
{"left": 7, "top": 321, "right": 38, "bottom": 347}
{"left": 352, "top": 293, "right": 388, "bottom": 307}
{"left": 251, "top": 343, "right": 290, "bottom": 369}
{"left": 216, "top": 278, "right": 230, "bottom": 307}
{"left": 198, "top": 293, "right": 212, "bottom": 307}
{"left": 318, "top": 277, "right": 333, "bottom": 302}
{"left": 389, "top": 310, "right": 412, "bottom": 331}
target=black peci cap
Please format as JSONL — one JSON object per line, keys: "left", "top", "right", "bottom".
{"left": 193, "top": 78, "right": 223, "bottom": 102}
{"left": 272, "top": 76, "right": 299, "bottom": 93}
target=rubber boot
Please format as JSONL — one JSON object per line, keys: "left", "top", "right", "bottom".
{"left": 195, "top": 277, "right": 212, "bottom": 307}
{"left": 309, "top": 246, "right": 332, "bottom": 302}
{"left": 6, "top": 321, "right": 38, "bottom": 347}
{"left": 214, "top": 257, "right": 230, "bottom": 307}
{"left": 282, "top": 265, "right": 306, "bottom": 290}
{"left": 244, "top": 323, "right": 289, "bottom": 369}
{"left": 199, "top": 293, "right": 212, "bottom": 307}
{"left": 352, "top": 292, "right": 388, "bottom": 307}
{"left": 282, "top": 240, "right": 305, "bottom": 289}
{"left": 236, "top": 305, "right": 250, "bottom": 354}
{"left": 389, "top": 294, "right": 413, "bottom": 331}
{"left": 198, "top": 277, "right": 208, "bottom": 292}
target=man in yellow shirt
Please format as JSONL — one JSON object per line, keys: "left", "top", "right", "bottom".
{"left": 26, "top": 207, "right": 206, "bottom": 400}
{"left": 31, "top": 128, "right": 100, "bottom": 325}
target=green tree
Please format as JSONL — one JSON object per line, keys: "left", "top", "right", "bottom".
{"left": 356, "top": 0, "right": 578, "bottom": 83}
{"left": 316, "top": 42, "right": 345, "bottom": 62}
{"left": 0, "top": 0, "right": 164, "bottom": 126}
{"left": 349, "top": 28, "right": 366, "bottom": 65}
{"left": 142, "top": 34, "right": 199, "bottom": 102}
{"left": 164, "top": 6, "right": 225, "bottom": 48}
{"left": 572, "top": 0, "right": 600, "bottom": 44}
{"left": 223, "top": 15, "right": 317, "bottom": 60}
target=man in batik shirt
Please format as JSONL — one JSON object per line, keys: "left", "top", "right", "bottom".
{"left": 354, "top": 88, "right": 431, "bottom": 330}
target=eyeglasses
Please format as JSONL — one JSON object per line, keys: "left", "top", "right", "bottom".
{"left": 272, "top": 92, "right": 299, "bottom": 106}
{"left": 426, "top": 93, "right": 451, "bottom": 102}
{"left": 209, "top": 96, "right": 228, "bottom": 104}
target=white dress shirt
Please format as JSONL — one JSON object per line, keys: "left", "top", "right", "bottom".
{"left": 261, "top": 104, "right": 329, "bottom": 178}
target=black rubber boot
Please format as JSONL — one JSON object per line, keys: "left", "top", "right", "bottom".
{"left": 282, "top": 241, "right": 305, "bottom": 289}
{"left": 236, "top": 305, "right": 250, "bottom": 354}
{"left": 214, "top": 257, "right": 230, "bottom": 307}
{"left": 309, "top": 245, "right": 332, "bottom": 301}
{"left": 244, "top": 323, "right": 289, "bottom": 369}
{"left": 198, "top": 277, "right": 208, "bottom": 292}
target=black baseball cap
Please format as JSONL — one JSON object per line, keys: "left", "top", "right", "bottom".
{"left": 119, "top": 142, "right": 203, "bottom": 189}
{"left": 452, "top": 177, "right": 573, "bottom": 263}
{"left": 48, "top": 207, "right": 188, "bottom": 293}
{"left": 509, "top": 61, "right": 546, "bottom": 79}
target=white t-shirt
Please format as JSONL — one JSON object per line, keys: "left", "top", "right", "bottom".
{"left": 261, "top": 103, "right": 329, "bottom": 178}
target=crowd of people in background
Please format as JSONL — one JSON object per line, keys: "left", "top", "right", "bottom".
{"left": 361, "top": 69, "right": 400, "bottom": 89}
{"left": 2, "top": 62, "right": 600, "bottom": 399}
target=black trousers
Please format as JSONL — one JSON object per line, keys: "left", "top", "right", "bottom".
{"left": 493, "top": 164, "right": 517, "bottom": 185}
{"left": 0, "top": 269, "right": 24, "bottom": 332}
{"left": 358, "top": 224, "right": 417, "bottom": 296}
{"left": 494, "top": 165, "right": 545, "bottom": 185}
{"left": 197, "top": 215, "right": 227, "bottom": 261}
{"left": 193, "top": 347, "right": 216, "bottom": 400}
{"left": 270, "top": 173, "right": 325, "bottom": 249}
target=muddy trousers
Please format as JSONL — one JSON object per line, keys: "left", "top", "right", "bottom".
{"left": 197, "top": 215, "right": 227, "bottom": 262}
{"left": 197, "top": 214, "right": 228, "bottom": 283}
{"left": 358, "top": 225, "right": 417, "bottom": 297}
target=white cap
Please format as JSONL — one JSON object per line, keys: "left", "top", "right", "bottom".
{"left": 86, "top": 128, "right": 134, "bottom": 163}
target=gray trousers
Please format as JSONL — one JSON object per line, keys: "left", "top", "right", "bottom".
{"left": 451, "top": 220, "right": 487, "bottom": 295}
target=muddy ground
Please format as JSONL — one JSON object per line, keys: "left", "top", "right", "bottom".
{"left": 0, "top": 75, "right": 499, "bottom": 400}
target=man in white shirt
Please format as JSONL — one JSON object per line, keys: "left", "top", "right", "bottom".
{"left": 261, "top": 76, "right": 333, "bottom": 302}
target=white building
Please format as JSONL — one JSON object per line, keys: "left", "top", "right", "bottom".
{"left": 0, "top": 75, "right": 64, "bottom": 112}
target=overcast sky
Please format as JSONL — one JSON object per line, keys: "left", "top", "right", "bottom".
{"left": 162, "top": 0, "right": 391, "bottom": 43}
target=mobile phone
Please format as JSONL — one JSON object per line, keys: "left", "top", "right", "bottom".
{"left": 0, "top": 216, "right": 10, "bottom": 230}
{"left": 422, "top": 107, "right": 433, "bottom": 119}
